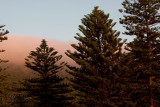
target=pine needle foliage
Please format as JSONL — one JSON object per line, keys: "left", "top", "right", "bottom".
{"left": 66, "top": 7, "right": 133, "bottom": 106}
{"left": 20, "top": 39, "right": 73, "bottom": 107}
{"left": 0, "top": 25, "right": 9, "bottom": 72}
{"left": 119, "top": 0, "right": 160, "bottom": 106}
{"left": 0, "top": 25, "right": 9, "bottom": 96}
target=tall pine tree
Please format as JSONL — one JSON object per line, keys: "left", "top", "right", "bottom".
{"left": 20, "top": 39, "right": 72, "bottom": 107}
{"left": 119, "top": 0, "right": 160, "bottom": 106}
{"left": 66, "top": 7, "right": 133, "bottom": 106}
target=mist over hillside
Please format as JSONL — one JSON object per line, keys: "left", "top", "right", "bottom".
{"left": 0, "top": 35, "right": 126, "bottom": 82}
{"left": 0, "top": 35, "right": 76, "bottom": 81}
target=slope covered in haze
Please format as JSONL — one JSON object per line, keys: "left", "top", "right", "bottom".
{"left": 0, "top": 35, "right": 76, "bottom": 81}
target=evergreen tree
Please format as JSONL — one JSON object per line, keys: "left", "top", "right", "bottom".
{"left": 20, "top": 39, "right": 72, "bottom": 107}
{"left": 66, "top": 7, "right": 133, "bottom": 106}
{"left": 0, "top": 25, "right": 9, "bottom": 95}
{"left": 119, "top": 0, "right": 160, "bottom": 106}
{"left": 0, "top": 25, "right": 9, "bottom": 72}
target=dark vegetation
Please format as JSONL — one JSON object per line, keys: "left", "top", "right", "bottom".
{"left": 0, "top": 0, "right": 159, "bottom": 107}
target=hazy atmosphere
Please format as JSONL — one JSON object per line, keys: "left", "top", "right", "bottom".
{"left": 0, "top": 0, "right": 159, "bottom": 106}
{"left": 1, "top": 35, "right": 75, "bottom": 64}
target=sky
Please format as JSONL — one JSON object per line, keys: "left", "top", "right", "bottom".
{"left": 0, "top": 0, "right": 133, "bottom": 77}
{"left": 1, "top": 35, "right": 75, "bottom": 65}
{"left": 0, "top": 0, "right": 134, "bottom": 42}
{"left": 0, "top": 35, "right": 76, "bottom": 79}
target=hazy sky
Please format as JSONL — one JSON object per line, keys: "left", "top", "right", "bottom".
{"left": 1, "top": 0, "right": 134, "bottom": 41}
{"left": 1, "top": 35, "right": 75, "bottom": 65}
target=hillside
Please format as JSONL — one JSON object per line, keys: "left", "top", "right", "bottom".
{"left": 0, "top": 35, "right": 76, "bottom": 82}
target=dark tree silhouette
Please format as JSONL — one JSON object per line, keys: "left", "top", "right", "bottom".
{"left": 120, "top": 0, "right": 160, "bottom": 106}
{"left": 66, "top": 7, "right": 132, "bottom": 106}
{"left": 0, "top": 25, "right": 9, "bottom": 95}
{"left": 21, "top": 39, "right": 73, "bottom": 107}
{"left": 0, "top": 25, "right": 9, "bottom": 72}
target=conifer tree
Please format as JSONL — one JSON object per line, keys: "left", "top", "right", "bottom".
{"left": 119, "top": 0, "right": 160, "bottom": 106}
{"left": 0, "top": 25, "right": 9, "bottom": 72}
{"left": 66, "top": 7, "right": 132, "bottom": 106}
{"left": 21, "top": 39, "right": 72, "bottom": 107}
{"left": 0, "top": 25, "right": 9, "bottom": 95}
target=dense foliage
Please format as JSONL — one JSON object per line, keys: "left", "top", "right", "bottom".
{"left": 120, "top": 0, "right": 160, "bottom": 106}
{"left": 0, "top": 0, "right": 159, "bottom": 106}
{"left": 20, "top": 39, "right": 73, "bottom": 107}
{"left": 66, "top": 7, "right": 133, "bottom": 106}
{"left": 0, "top": 25, "right": 9, "bottom": 105}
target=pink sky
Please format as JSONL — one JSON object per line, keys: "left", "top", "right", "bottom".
{"left": 0, "top": 35, "right": 76, "bottom": 66}
{"left": 0, "top": 35, "right": 126, "bottom": 79}
{"left": 0, "top": 35, "right": 126, "bottom": 73}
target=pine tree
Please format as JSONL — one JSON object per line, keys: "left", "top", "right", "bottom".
{"left": 0, "top": 25, "right": 9, "bottom": 95}
{"left": 20, "top": 39, "right": 72, "bottom": 107}
{"left": 66, "top": 7, "right": 133, "bottom": 106}
{"left": 0, "top": 25, "right": 9, "bottom": 72}
{"left": 119, "top": 0, "right": 160, "bottom": 106}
